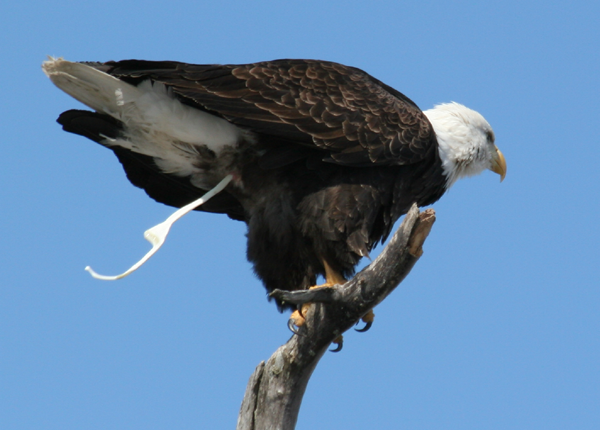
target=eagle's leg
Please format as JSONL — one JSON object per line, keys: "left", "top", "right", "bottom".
{"left": 322, "top": 260, "right": 347, "bottom": 286}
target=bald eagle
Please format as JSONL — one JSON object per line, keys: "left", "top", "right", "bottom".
{"left": 43, "top": 58, "right": 506, "bottom": 315}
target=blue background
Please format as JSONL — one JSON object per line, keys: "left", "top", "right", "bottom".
{"left": 1, "top": 1, "right": 599, "bottom": 429}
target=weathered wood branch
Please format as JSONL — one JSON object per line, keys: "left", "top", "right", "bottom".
{"left": 236, "top": 204, "right": 436, "bottom": 430}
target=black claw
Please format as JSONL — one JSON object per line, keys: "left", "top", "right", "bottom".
{"left": 329, "top": 341, "right": 343, "bottom": 353}
{"left": 355, "top": 321, "right": 373, "bottom": 333}
{"left": 287, "top": 318, "right": 304, "bottom": 336}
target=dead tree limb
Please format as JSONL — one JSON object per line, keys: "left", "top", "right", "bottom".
{"left": 236, "top": 204, "right": 436, "bottom": 430}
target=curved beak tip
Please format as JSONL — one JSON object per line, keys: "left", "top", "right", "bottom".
{"left": 490, "top": 148, "right": 507, "bottom": 182}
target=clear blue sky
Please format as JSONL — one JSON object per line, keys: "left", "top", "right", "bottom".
{"left": 1, "top": 1, "right": 599, "bottom": 429}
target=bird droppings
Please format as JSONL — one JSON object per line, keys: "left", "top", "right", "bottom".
{"left": 85, "top": 174, "right": 233, "bottom": 280}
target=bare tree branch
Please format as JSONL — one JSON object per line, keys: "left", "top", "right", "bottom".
{"left": 237, "top": 204, "right": 436, "bottom": 430}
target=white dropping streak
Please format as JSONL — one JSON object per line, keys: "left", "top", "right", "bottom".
{"left": 85, "top": 174, "right": 234, "bottom": 281}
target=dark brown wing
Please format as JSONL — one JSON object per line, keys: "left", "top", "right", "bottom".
{"left": 92, "top": 59, "right": 437, "bottom": 167}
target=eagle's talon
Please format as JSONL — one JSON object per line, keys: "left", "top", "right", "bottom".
{"left": 355, "top": 309, "right": 375, "bottom": 333}
{"left": 330, "top": 336, "right": 343, "bottom": 352}
{"left": 329, "top": 344, "right": 343, "bottom": 352}
{"left": 287, "top": 318, "right": 304, "bottom": 336}
{"left": 355, "top": 320, "right": 372, "bottom": 332}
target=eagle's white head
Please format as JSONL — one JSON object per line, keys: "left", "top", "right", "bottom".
{"left": 423, "top": 102, "right": 506, "bottom": 189}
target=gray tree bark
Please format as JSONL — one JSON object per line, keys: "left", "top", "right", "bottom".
{"left": 236, "top": 204, "right": 436, "bottom": 430}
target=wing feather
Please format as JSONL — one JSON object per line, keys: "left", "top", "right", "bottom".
{"left": 97, "top": 59, "right": 437, "bottom": 167}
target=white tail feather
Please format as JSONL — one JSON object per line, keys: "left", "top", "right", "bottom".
{"left": 42, "top": 57, "right": 142, "bottom": 115}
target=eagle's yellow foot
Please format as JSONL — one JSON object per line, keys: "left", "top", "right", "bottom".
{"left": 288, "top": 307, "right": 308, "bottom": 335}
{"left": 287, "top": 260, "right": 346, "bottom": 337}
{"left": 356, "top": 309, "right": 375, "bottom": 332}
{"left": 287, "top": 285, "right": 324, "bottom": 335}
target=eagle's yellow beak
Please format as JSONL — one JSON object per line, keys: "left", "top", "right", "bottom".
{"left": 490, "top": 147, "right": 507, "bottom": 182}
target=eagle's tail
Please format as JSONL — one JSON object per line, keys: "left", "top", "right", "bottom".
{"left": 42, "top": 57, "right": 142, "bottom": 116}
{"left": 43, "top": 57, "right": 245, "bottom": 173}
